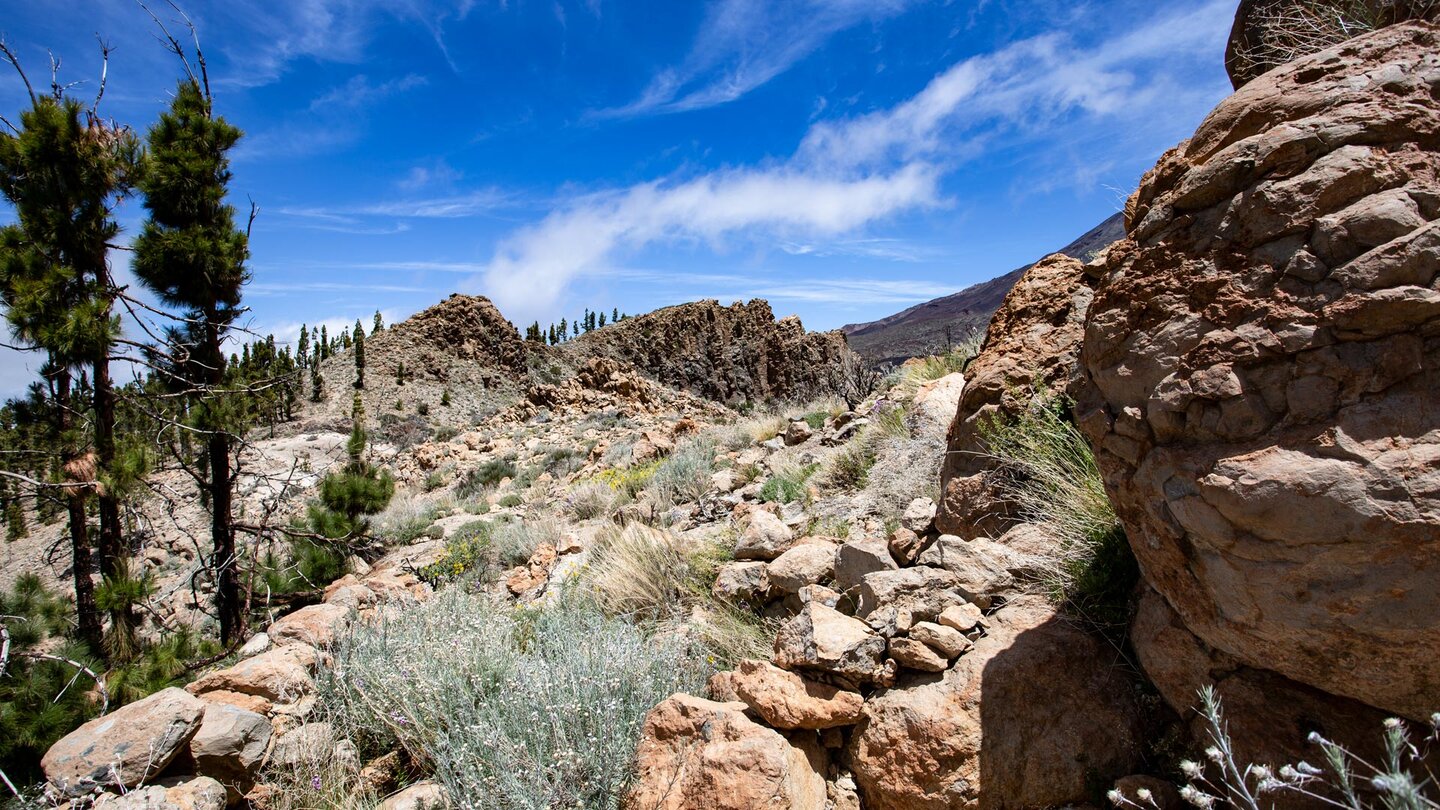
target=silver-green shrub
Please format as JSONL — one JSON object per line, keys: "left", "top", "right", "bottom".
{"left": 318, "top": 589, "right": 707, "bottom": 810}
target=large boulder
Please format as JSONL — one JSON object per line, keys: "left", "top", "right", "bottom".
{"left": 849, "top": 597, "right": 1143, "bottom": 810}
{"left": 853, "top": 567, "right": 967, "bottom": 637}
{"left": 267, "top": 602, "right": 350, "bottom": 649}
{"left": 186, "top": 703, "right": 273, "bottom": 794}
{"left": 1075, "top": 22, "right": 1440, "bottom": 722}
{"left": 188, "top": 646, "right": 316, "bottom": 704}
{"left": 935, "top": 254, "right": 1096, "bottom": 537}
{"left": 624, "top": 694, "right": 828, "bottom": 810}
{"left": 43, "top": 688, "right": 207, "bottom": 796}
{"left": 1130, "top": 587, "right": 1397, "bottom": 773}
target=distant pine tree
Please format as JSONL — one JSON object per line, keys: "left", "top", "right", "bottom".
{"left": 353, "top": 320, "right": 366, "bottom": 389}
{"left": 308, "top": 394, "right": 394, "bottom": 541}
{"left": 373, "top": 310, "right": 383, "bottom": 333}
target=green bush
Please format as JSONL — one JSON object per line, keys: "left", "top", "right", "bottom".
{"left": 497, "top": 493, "right": 524, "bottom": 508}
{"left": 457, "top": 458, "right": 518, "bottom": 499}
{"left": 315, "top": 590, "right": 708, "bottom": 809}
{"left": 0, "top": 576, "right": 100, "bottom": 785}
{"left": 760, "top": 464, "right": 819, "bottom": 504}
{"left": 417, "top": 520, "right": 501, "bottom": 587}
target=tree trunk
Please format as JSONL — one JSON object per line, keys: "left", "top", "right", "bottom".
{"left": 55, "top": 369, "right": 102, "bottom": 653}
{"left": 92, "top": 355, "right": 122, "bottom": 580}
{"left": 205, "top": 318, "right": 242, "bottom": 644}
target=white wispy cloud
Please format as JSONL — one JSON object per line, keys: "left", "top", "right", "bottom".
{"left": 599, "top": 0, "right": 917, "bottom": 118}
{"left": 210, "top": 0, "right": 476, "bottom": 88}
{"left": 603, "top": 267, "right": 954, "bottom": 304}
{"left": 475, "top": 0, "right": 1233, "bottom": 324}
{"left": 275, "top": 189, "right": 511, "bottom": 226}
{"left": 479, "top": 163, "right": 941, "bottom": 320}
{"left": 237, "top": 72, "right": 432, "bottom": 160}
{"left": 798, "top": 0, "right": 1234, "bottom": 170}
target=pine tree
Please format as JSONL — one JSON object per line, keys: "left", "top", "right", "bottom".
{"left": 395, "top": 361, "right": 406, "bottom": 386}
{"left": 341, "top": 328, "right": 351, "bottom": 350}
{"left": 319, "top": 325, "right": 330, "bottom": 360}
{"left": 613, "top": 307, "right": 620, "bottom": 323}
{"left": 599, "top": 311, "right": 606, "bottom": 328}
{"left": 353, "top": 319, "right": 366, "bottom": 389}
{"left": 132, "top": 79, "right": 250, "bottom": 645}
{"left": 310, "top": 363, "right": 324, "bottom": 402}
{"left": 297, "top": 324, "right": 310, "bottom": 367}
{"left": 308, "top": 394, "right": 393, "bottom": 542}
{"left": 372, "top": 310, "right": 383, "bottom": 334}
{"left": 5, "top": 495, "right": 26, "bottom": 542}
{"left": 0, "top": 90, "right": 138, "bottom": 654}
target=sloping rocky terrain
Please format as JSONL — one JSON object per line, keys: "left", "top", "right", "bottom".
{"left": 841, "top": 213, "right": 1125, "bottom": 365}
{"left": 20, "top": 7, "right": 1440, "bottom": 810}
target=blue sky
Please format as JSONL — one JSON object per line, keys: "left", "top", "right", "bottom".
{"left": 0, "top": 0, "right": 1235, "bottom": 397}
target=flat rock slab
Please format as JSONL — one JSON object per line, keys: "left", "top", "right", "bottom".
{"left": 43, "top": 688, "right": 206, "bottom": 796}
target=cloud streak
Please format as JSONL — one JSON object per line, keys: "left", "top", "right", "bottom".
{"left": 600, "top": 0, "right": 916, "bottom": 117}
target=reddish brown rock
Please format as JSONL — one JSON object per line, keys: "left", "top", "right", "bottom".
{"left": 936, "top": 253, "right": 1096, "bottom": 538}
{"left": 731, "top": 659, "right": 864, "bottom": 730}
{"left": 849, "top": 597, "right": 1142, "bottom": 810}
{"left": 188, "top": 646, "right": 316, "bottom": 704}
{"left": 1076, "top": 22, "right": 1440, "bottom": 721}
{"left": 624, "top": 694, "right": 828, "bottom": 810}
{"left": 268, "top": 602, "right": 350, "bottom": 649}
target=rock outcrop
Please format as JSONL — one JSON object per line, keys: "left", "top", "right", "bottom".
{"left": 848, "top": 596, "right": 1143, "bottom": 810}
{"left": 1225, "top": 0, "right": 1440, "bottom": 89}
{"left": 1076, "top": 22, "right": 1440, "bottom": 721}
{"left": 935, "top": 253, "right": 1096, "bottom": 537}
{"left": 571, "top": 299, "right": 851, "bottom": 404}
{"left": 42, "top": 688, "right": 207, "bottom": 797}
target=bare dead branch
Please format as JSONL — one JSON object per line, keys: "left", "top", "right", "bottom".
{"left": 134, "top": 0, "right": 196, "bottom": 86}
{"left": 0, "top": 38, "right": 36, "bottom": 104}
{"left": 15, "top": 651, "right": 109, "bottom": 714}
{"left": 0, "top": 469, "right": 99, "bottom": 490}
{"left": 163, "top": 0, "right": 210, "bottom": 102}
{"left": 94, "top": 35, "right": 112, "bottom": 111}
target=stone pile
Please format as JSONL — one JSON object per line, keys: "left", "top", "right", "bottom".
{"left": 40, "top": 551, "right": 434, "bottom": 809}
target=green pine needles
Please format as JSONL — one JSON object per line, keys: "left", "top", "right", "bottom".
{"left": 308, "top": 394, "right": 395, "bottom": 545}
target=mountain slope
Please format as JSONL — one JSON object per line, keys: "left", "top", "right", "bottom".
{"left": 842, "top": 212, "right": 1126, "bottom": 364}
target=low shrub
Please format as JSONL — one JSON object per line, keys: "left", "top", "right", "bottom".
{"left": 593, "top": 461, "right": 659, "bottom": 498}
{"left": 315, "top": 590, "right": 707, "bottom": 809}
{"left": 541, "top": 446, "right": 586, "bottom": 478}
{"left": 417, "top": 519, "right": 500, "bottom": 586}
{"left": 824, "top": 432, "right": 878, "bottom": 490}
{"left": 649, "top": 439, "right": 716, "bottom": 509}
{"left": 373, "top": 493, "right": 441, "bottom": 544}
{"left": 760, "top": 464, "right": 819, "bottom": 504}
{"left": 497, "top": 493, "right": 524, "bottom": 509}
{"left": 457, "top": 458, "right": 518, "bottom": 499}
{"left": 564, "top": 483, "right": 615, "bottom": 520}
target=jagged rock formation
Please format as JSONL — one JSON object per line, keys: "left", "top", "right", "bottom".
{"left": 570, "top": 299, "right": 851, "bottom": 405}
{"left": 1226, "top": 0, "right": 1440, "bottom": 88}
{"left": 842, "top": 213, "right": 1124, "bottom": 365}
{"left": 1075, "top": 21, "right": 1440, "bottom": 727}
{"left": 935, "top": 253, "right": 1098, "bottom": 538}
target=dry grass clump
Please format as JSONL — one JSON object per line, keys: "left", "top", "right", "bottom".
{"left": 564, "top": 482, "right": 616, "bottom": 520}
{"left": 313, "top": 589, "right": 707, "bottom": 810}
{"left": 581, "top": 523, "right": 766, "bottom": 667}
{"left": 1235, "top": 0, "right": 1439, "bottom": 82}
{"left": 372, "top": 492, "right": 442, "bottom": 544}
{"left": 648, "top": 438, "right": 717, "bottom": 509}
{"left": 978, "top": 388, "right": 1135, "bottom": 622}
